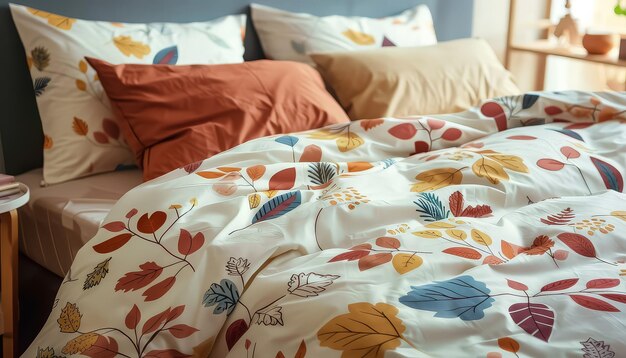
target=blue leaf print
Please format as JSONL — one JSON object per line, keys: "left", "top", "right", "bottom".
{"left": 591, "top": 157, "right": 624, "bottom": 192}
{"left": 253, "top": 191, "right": 301, "bottom": 224}
{"left": 275, "top": 135, "right": 299, "bottom": 147}
{"left": 414, "top": 193, "right": 449, "bottom": 222}
{"left": 33, "top": 77, "right": 51, "bottom": 97}
{"left": 399, "top": 275, "right": 494, "bottom": 321}
{"left": 203, "top": 279, "right": 240, "bottom": 315}
{"left": 153, "top": 46, "right": 178, "bottom": 65}
{"left": 548, "top": 128, "right": 584, "bottom": 142}
{"left": 522, "top": 94, "right": 539, "bottom": 109}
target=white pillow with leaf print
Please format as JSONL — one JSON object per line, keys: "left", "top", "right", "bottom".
{"left": 251, "top": 3, "right": 437, "bottom": 65}
{"left": 10, "top": 4, "right": 246, "bottom": 185}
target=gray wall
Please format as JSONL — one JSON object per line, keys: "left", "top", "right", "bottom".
{"left": 0, "top": 0, "right": 474, "bottom": 175}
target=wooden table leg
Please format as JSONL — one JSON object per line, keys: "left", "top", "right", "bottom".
{"left": 1, "top": 210, "right": 18, "bottom": 358}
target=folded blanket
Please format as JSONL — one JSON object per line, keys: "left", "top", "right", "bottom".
{"left": 27, "top": 91, "right": 626, "bottom": 357}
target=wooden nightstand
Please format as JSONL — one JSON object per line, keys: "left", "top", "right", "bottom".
{"left": 0, "top": 183, "right": 29, "bottom": 358}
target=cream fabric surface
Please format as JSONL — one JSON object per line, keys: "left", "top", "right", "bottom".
{"left": 251, "top": 3, "right": 437, "bottom": 64}
{"left": 10, "top": 4, "right": 246, "bottom": 185}
{"left": 311, "top": 38, "right": 522, "bottom": 120}
{"left": 23, "top": 91, "right": 626, "bottom": 357}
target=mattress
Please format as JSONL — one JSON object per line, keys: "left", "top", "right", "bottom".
{"left": 16, "top": 168, "right": 142, "bottom": 277}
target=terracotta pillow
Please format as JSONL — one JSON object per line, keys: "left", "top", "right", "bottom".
{"left": 310, "top": 38, "right": 521, "bottom": 119}
{"left": 86, "top": 58, "right": 349, "bottom": 181}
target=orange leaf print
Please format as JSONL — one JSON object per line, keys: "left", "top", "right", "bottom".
{"left": 218, "top": 167, "right": 241, "bottom": 173}
{"left": 347, "top": 162, "right": 373, "bottom": 172}
{"left": 72, "top": 117, "right": 88, "bottom": 136}
{"left": 360, "top": 118, "right": 384, "bottom": 131}
{"left": 27, "top": 8, "right": 76, "bottom": 30}
{"left": 76, "top": 79, "right": 87, "bottom": 91}
{"left": 246, "top": 165, "right": 266, "bottom": 181}
{"left": 196, "top": 171, "right": 226, "bottom": 179}
{"left": 299, "top": 144, "right": 322, "bottom": 162}
{"left": 269, "top": 168, "right": 296, "bottom": 191}
{"left": 113, "top": 36, "right": 151, "bottom": 59}
{"left": 498, "top": 337, "right": 520, "bottom": 353}
{"left": 79, "top": 60, "right": 88, "bottom": 73}
{"left": 43, "top": 134, "right": 53, "bottom": 149}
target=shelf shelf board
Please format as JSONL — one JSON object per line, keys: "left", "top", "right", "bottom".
{"left": 510, "top": 40, "right": 626, "bottom": 67}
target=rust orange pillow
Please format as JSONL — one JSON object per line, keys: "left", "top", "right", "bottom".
{"left": 86, "top": 58, "right": 349, "bottom": 181}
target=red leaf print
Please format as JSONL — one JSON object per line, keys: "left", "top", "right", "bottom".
{"left": 144, "top": 350, "right": 190, "bottom": 358}
{"left": 142, "top": 307, "right": 171, "bottom": 335}
{"left": 358, "top": 253, "right": 392, "bottom": 271}
{"left": 541, "top": 278, "right": 579, "bottom": 292}
{"left": 537, "top": 158, "right": 565, "bottom": 171}
{"left": 586, "top": 278, "right": 620, "bottom": 289}
{"left": 115, "top": 262, "right": 163, "bottom": 292}
{"left": 388, "top": 123, "right": 417, "bottom": 140}
{"left": 540, "top": 208, "right": 574, "bottom": 225}
{"left": 226, "top": 319, "right": 249, "bottom": 350}
{"left": 82, "top": 335, "right": 118, "bottom": 358}
{"left": 276, "top": 352, "right": 285, "bottom": 358}
{"left": 600, "top": 294, "right": 626, "bottom": 304}
{"left": 102, "top": 118, "right": 120, "bottom": 139}
{"left": 483, "top": 255, "right": 504, "bottom": 265}
{"left": 93, "top": 131, "right": 109, "bottom": 144}
{"left": 299, "top": 144, "right": 322, "bottom": 162}
{"left": 245, "top": 340, "right": 251, "bottom": 350}
{"left": 349, "top": 243, "right": 372, "bottom": 251}
{"left": 177, "top": 229, "right": 205, "bottom": 256}
{"left": 544, "top": 106, "right": 563, "bottom": 115}
{"left": 507, "top": 135, "right": 537, "bottom": 140}
{"left": 376, "top": 237, "right": 400, "bottom": 249}
{"left": 102, "top": 221, "right": 126, "bottom": 232}
{"left": 553, "top": 250, "right": 569, "bottom": 261}
{"left": 137, "top": 211, "right": 167, "bottom": 234}
{"left": 570, "top": 295, "right": 619, "bottom": 312}
{"left": 449, "top": 191, "right": 464, "bottom": 216}
{"left": 143, "top": 276, "right": 176, "bottom": 302}
{"left": 125, "top": 304, "right": 141, "bottom": 330}
{"left": 167, "top": 324, "right": 199, "bottom": 338}
{"left": 427, "top": 118, "right": 445, "bottom": 130}
{"left": 557, "top": 233, "right": 596, "bottom": 258}
{"left": 460, "top": 205, "right": 492, "bottom": 218}
{"left": 481, "top": 102, "right": 507, "bottom": 131}
{"left": 126, "top": 208, "right": 138, "bottom": 219}
{"left": 508, "top": 302, "right": 554, "bottom": 342}
{"left": 93, "top": 233, "right": 132, "bottom": 254}
{"left": 565, "top": 123, "right": 593, "bottom": 130}
{"left": 413, "top": 141, "right": 430, "bottom": 154}
{"left": 329, "top": 250, "right": 369, "bottom": 262}
{"left": 183, "top": 161, "right": 202, "bottom": 174}
{"left": 295, "top": 340, "right": 307, "bottom": 358}
{"left": 525, "top": 235, "right": 554, "bottom": 255}
{"left": 501, "top": 241, "right": 518, "bottom": 260}
{"left": 442, "top": 247, "right": 482, "bottom": 260}
{"left": 507, "top": 279, "right": 528, "bottom": 291}
{"left": 269, "top": 168, "right": 296, "bottom": 190}
{"left": 167, "top": 305, "right": 185, "bottom": 321}
{"left": 441, "top": 128, "right": 462, "bottom": 141}
{"left": 560, "top": 146, "right": 580, "bottom": 159}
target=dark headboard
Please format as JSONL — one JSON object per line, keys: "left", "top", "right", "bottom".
{"left": 0, "top": 0, "right": 474, "bottom": 175}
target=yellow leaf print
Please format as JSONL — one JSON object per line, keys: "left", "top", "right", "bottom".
{"left": 446, "top": 229, "right": 467, "bottom": 240}
{"left": 113, "top": 36, "right": 151, "bottom": 59}
{"left": 72, "top": 117, "right": 88, "bottom": 136}
{"left": 76, "top": 79, "right": 87, "bottom": 91}
{"left": 169, "top": 204, "right": 182, "bottom": 209}
{"left": 412, "top": 230, "right": 442, "bottom": 239}
{"left": 57, "top": 302, "right": 81, "bottom": 333}
{"left": 336, "top": 131, "right": 364, "bottom": 152}
{"left": 27, "top": 8, "right": 76, "bottom": 30}
{"left": 472, "top": 157, "right": 508, "bottom": 185}
{"left": 62, "top": 332, "right": 98, "bottom": 354}
{"left": 43, "top": 135, "right": 53, "bottom": 149}
{"left": 248, "top": 193, "right": 261, "bottom": 209}
{"left": 392, "top": 253, "right": 423, "bottom": 274}
{"left": 484, "top": 154, "right": 528, "bottom": 173}
{"left": 471, "top": 229, "right": 492, "bottom": 246}
{"left": 264, "top": 190, "right": 277, "bottom": 199}
{"left": 83, "top": 258, "right": 110, "bottom": 289}
{"left": 318, "top": 302, "right": 406, "bottom": 357}
{"left": 342, "top": 29, "right": 375, "bottom": 45}
{"left": 425, "top": 222, "right": 456, "bottom": 229}
{"left": 411, "top": 167, "right": 464, "bottom": 192}
{"left": 308, "top": 128, "right": 344, "bottom": 140}
{"left": 611, "top": 211, "right": 626, "bottom": 222}
{"left": 79, "top": 60, "right": 88, "bottom": 73}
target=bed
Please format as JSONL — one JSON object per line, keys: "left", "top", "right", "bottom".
{"left": 3, "top": 1, "right": 626, "bottom": 358}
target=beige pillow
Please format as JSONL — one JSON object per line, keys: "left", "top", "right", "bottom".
{"left": 310, "top": 38, "right": 520, "bottom": 119}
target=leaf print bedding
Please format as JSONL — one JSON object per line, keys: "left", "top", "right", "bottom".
{"left": 25, "top": 91, "right": 626, "bottom": 357}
